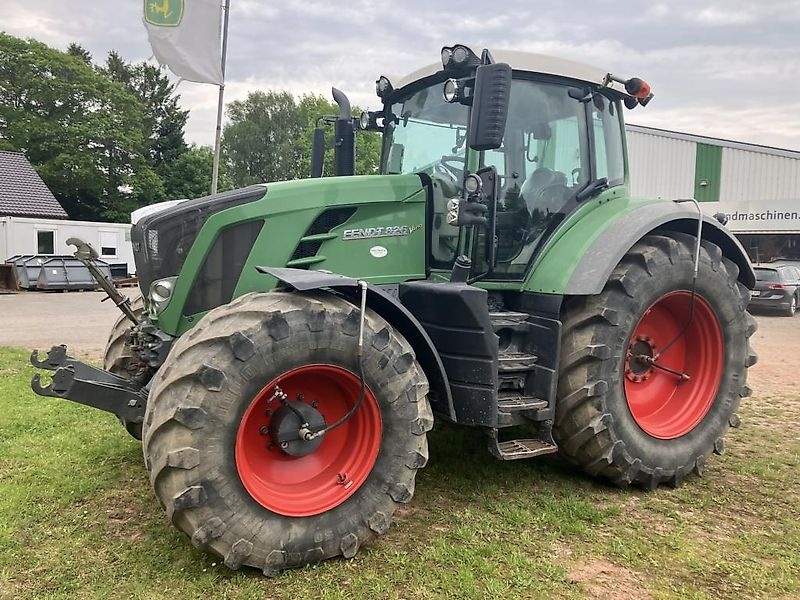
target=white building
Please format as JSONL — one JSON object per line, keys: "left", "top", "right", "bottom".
{"left": 626, "top": 124, "right": 800, "bottom": 262}
{"left": 0, "top": 150, "right": 135, "bottom": 274}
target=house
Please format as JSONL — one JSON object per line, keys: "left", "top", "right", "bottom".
{"left": 0, "top": 150, "right": 135, "bottom": 272}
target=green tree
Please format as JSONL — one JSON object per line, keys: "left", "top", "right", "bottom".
{"left": 66, "top": 43, "right": 92, "bottom": 65}
{"left": 222, "top": 91, "right": 302, "bottom": 186}
{"left": 162, "top": 145, "right": 232, "bottom": 200}
{"left": 0, "top": 33, "right": 160, "bottom": 221}
{"left": 101, "top": 51, "right": 189, "bottom": 173}
{"left": 223, "top": 91, "right": 381, "bottom": 187}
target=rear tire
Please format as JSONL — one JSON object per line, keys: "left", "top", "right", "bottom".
{"left": 782, "top": 294, "right": 797, "bottom": 317}
{"left": 142, "top": 291, "right": 432, "bottom": 575}
{"left": 553, "top": 232, "right": 757, "bottom": 488}
{"left": 103, "top": 295, "right": 146, "bottom": 439}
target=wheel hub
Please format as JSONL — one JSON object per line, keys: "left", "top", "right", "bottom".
{"left": 626, "top": 335, "right": 656, "bottom": 382}
{"left": 268, "top": 400, "right": 326, "bottom": 457}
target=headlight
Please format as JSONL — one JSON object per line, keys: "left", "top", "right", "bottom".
{"left": 464, "top": 173, "right": 483, "bottom": 195}
{"left": 149, "top": 276, "right": 177, "bottom": 314}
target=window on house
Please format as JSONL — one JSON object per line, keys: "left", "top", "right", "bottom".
{"left": 100, "top": 231, "right": 118, "bottom": 257}
{"left": 37, "top": 230, "right": 55, "bottom": 254}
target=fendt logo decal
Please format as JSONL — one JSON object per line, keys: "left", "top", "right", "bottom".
{"left": 342, "top": 224, "right": 422, "bottom": 241}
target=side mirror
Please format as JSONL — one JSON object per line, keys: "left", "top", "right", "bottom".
{"left": 310, "top": 127, "right": 325, "bottom": 178}
{"left": 468, "top": 62, "right": 512, "bottom": 151}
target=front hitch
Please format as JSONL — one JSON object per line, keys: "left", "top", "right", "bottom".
{"left": 30, "top": 345, "right": 147, "bottom": 424}
{"left": 67, "top": 237, "right": 140, "bottom": 325}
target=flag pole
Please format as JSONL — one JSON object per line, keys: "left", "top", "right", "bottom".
{"left": 211, "top": 0, "right": 231, "bottom": 195}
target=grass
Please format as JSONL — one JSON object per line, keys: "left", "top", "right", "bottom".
{"left": 0, "top": 345, "right": 798, "bottom": 599}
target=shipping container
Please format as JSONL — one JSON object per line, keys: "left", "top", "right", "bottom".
{"left": 0, "top": 216, "right": 135, "bottom": 275}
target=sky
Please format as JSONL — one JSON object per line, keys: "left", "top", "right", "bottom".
{"left": 4, "top": 0, "right": 800, "bottom": 150}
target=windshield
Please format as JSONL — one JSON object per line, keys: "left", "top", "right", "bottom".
{"left": 382, "top": 83, "right": 470, "bottom": 268}
{"left": 381, "top": 84, "right": 469, "bottom": 180}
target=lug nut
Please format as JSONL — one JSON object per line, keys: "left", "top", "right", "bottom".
{"left": 259, "top": 426, "right": 269, "bottom": 436}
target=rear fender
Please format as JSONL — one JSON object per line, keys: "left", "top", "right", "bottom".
{"left": 533, "top": 202, "right": 755, "bottom": 296}
{"left": 257, "top": 267, "right": 455, "bottom": 421}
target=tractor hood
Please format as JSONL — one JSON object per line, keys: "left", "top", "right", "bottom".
{"left": 134, "top": 174, "right": 428, "bottom": 335}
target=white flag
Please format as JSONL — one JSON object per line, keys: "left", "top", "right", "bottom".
{"left": 143, "top": 0, "right": 224, "bottom": 85}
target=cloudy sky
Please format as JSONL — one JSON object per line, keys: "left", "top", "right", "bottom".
{"left": 5, "top": 0, "right": 800, "bottom": 150}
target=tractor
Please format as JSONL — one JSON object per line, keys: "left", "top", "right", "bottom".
{"left": 30, "top": 44, "right": 757, "bottom": 575}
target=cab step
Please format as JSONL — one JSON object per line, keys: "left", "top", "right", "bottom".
{"left": 498, "top": 396, "right": 547, "bottom": 412}
{"left": 488, "top": 436, "right": 558, "bottom": 461}
{"left": 497, "top": 395, "right": 549, "bottom": 426}
{"left": 498, "top": 352, "right": 538, "bottom": 372}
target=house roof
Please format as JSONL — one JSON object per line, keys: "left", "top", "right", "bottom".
{"left": 0, "top": 151, "right": 68, "bottom": 219}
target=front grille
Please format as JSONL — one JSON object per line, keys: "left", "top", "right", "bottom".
{"left": 132, "top": 185, "right": 266, "bottom": 290}
{"left": 184, "top": 219, "right": 264, "bottom": 316}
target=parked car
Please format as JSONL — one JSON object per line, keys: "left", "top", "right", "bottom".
{"left": 750, "top": 265, "right": 800, "bottom": 316}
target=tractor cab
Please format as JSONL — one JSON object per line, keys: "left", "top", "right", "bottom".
{"left": 366, "top": 44, "right": 650, "bottom": 283}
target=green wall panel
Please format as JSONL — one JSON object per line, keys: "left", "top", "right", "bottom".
{"left": 694, "top": 143, "right": 722, "bottom": 202}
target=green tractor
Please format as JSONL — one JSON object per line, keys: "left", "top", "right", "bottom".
{"left": 31, "top": 44, "right": 757, "bottom": 575}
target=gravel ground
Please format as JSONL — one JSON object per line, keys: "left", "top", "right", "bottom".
{"left": 0, "top": 289, "right": 795, "bottom": 397}
{"left": 0, "top": 288, "right": 139, "bottom": 359}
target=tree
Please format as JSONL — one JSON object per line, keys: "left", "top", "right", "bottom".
{"left": 162, "top": 145, "right": 232, "bottom": 200}
{"left": 0, "top": 33, "right": 161, "bottom": 221}
{"left": 223, "top": 91, "right": 382, "bottom": 188}
{"left": 222, "top": 91, "right": 302, "bottom": 186}
{"left": 101, "top": 51, "right": 189, "bottom": 173}
{"left": 66, "top": 43, "right": 92, "bottom": 65}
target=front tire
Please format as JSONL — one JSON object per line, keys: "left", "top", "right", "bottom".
{"left": 103, "top": 295, "right": 146, "bottom": 439}
{"left": 142, "top": 291, "right": 433, "bottom": 575}
{"left": 553, "top": 232, "right": 757, "bottom": 488}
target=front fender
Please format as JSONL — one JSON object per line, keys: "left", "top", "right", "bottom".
{"left": 526, "top": 199, "right": 755, "bottom": 295}
{"left": 257, "top": 267, "right": 455, "bottom": 421}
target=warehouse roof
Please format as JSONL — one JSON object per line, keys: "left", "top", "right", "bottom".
{"left": 626, "top": 124, "right": 800, "bottom": 161}
{"left": 0, "top": 151, "right": 68, "bottom": 219}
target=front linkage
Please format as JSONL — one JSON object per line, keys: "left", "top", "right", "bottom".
{"left": 31, "top": 345, "right": 148, "bottom": 425}
{"left": 29, "top": 238, "right": 171, "bottom": 427}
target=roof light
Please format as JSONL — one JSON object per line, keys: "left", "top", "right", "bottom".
{"left": 440, "top": 44, "right": 481, "bottom": 70}
{"left": 441, "top": 47, "right": 454, "bottom": 68}
{"left": 375, "top": 76, "right": 393, "bottom": 99}
{"left": 452, "top": 46, "right": 469, "bottom": 64}
{"left": 624, "top": 77, "right": 651, "bottom": 99}
{"left": 604, "top": 72, "right": 655, "bottom": 109}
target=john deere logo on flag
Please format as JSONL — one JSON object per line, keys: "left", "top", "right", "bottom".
{"left": 144, "top": 0, "right": 184, "bottom": 27}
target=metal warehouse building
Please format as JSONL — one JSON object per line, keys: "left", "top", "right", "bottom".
{"left": 626, "top": 124, "right": 800, "bottom": 262}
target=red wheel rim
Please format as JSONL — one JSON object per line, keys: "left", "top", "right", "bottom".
{"left": 623, "top": 291, "right": 724, "bottom": 439}
{"left": 235, "top": 364, "right": 382, "bottom": 517}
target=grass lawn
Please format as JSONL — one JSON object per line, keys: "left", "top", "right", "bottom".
{"left": 0, "top": 345, "right": 798, "bottom": 599}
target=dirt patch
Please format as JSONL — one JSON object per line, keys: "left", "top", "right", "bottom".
{"left": 568, "top": 559, "right": 652, "bottom": 599}
{"left": 747, "top": 313, "right": 799, "bottom": 397}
